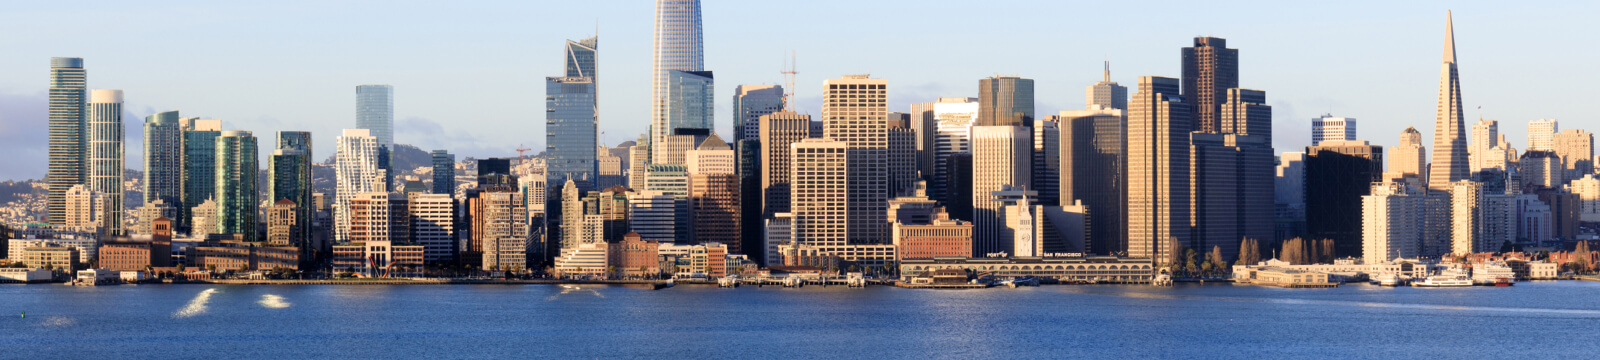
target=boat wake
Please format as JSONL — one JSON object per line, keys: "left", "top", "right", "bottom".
{"left": 547, "top": 285, "right": 605, "bottom": 301}
{"left": 173, "top": 288, "right": 218, "bottom": 318}
{"left": 36, "top": 316, "right": 76, "bottom": 327}
{"left": 258, "top": 294, "right": 290, "bottom": 309}
{"left": 1078, "top": 289, "right": 1600, "bottom": 317}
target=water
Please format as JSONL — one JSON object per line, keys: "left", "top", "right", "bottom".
{"left": 4, "top": 281, "right": 1600, "bottom": 359}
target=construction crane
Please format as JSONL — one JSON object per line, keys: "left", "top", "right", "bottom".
{"left": 515, "top": 144, "right": 533, "bottom": 159}
{"left": 781, "top": 50, "right": 797, "bottom": 110}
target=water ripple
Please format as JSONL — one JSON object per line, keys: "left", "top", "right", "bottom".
{"left": 173, "top": 288, "right": 218, "bottom": 318}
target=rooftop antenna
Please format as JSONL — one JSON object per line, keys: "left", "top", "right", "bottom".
{"left": 781, "top": 50, "right": 798, "bottom": 110}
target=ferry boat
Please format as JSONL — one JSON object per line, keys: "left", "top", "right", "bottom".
{"left": 1411, "top": 271, "right": 1472, "bottom": 287}
{"left": 1373, "top": 272, "right": 1406, "bottom": 286}
{"left": 1471, "top": 262, "right": 1517, "bottom": 286}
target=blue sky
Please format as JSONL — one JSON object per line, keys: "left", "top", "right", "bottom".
{"left": 0, "top": 0, "right": 1595, "bottom": 181}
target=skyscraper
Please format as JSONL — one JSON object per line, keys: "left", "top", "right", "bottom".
{"left": 1219, "top": 88, "right": 1271, "bottom": 144}
{"left": 822, "top": 75, "right": 889, "bottom": 244}
{"left": 47, "top": 57, "right": 86, "bottom": 225}
{"left": 1310, "top": 115, "right": 1356, "bottom": 146}
{"left": 1305, "top": 140, "right": 1384, "bottom": 259}
{"left": 733, "top": 85, "right": 784, "bottom": 142}
{"left": 1428, "top": 11, "right": 1470, "bottom": 191}
{"left": 1362, "top": 181, "right": 1422, "bottom": 264}
{"left": 1060, "top": 108, "right": 1127, "bottom": 255}
{"left": 736, "top": 139, "right": 763, "bottom": 262}
{"left": 546, "top": 75, "right": 598, "bottom": 189}
{"left": 431, "top": 150, "right": 455, "bottom": 194}
{"left": 1528, "top": 119, "right": 1558, "bottom": 151}
{"left": 181, "top": 118, "right": 222, "bottom": 231}
{"left": 889, "top": 113, "right": 920, "bottom": 197}
{"left": 1390, "top": 127, "right": 1427, "bottom": 178}
{"left": 1181, "top": 37, "right": 1239, "bottom": 134}
{"left": 215, "top": 131, "right": 259, "bottom": 242}
{"left": 270, "top": 131, "right": 313, "bottom": 256}
{"left": 1032, "top": 118, "right": 1060, "bottom": 206}
{"left": 1552, "top": 129, "right": 1594, "bottom": 179}
{"left": 977, "top": 76, "right": 1035, "bottom": 127}
{"left": 790, "top": 139, "right": 849, "bottom": 247}
{"left": 930, "top": 97, "right": 980, "bottom": 203}
{"left": 1127, "top": 76, "right": 1190, "bottom": 265}
{"left": 1470, "top": 120, "right": 1498, "bottom": 172}
{"left": 651, "top": 0, "right": 705, "bottom": 160}
{"left": 659, "top": 70, "right": 715, "bottom": 161}
{"left": 1087, "top": 61, "right": 1128, "bottom": 111}
{"left": 335, "top": 129, "right": 383, "bottom": 243}
{"left": 355, "top": 85, "right": 394, "bottom": 148}
{"left": 87, "top": 89, "right": 124, "bottom": 234}
{"left": 970, "top": 125, "right": 1032, "bottom": 256}
{"left": 565, "top": 36, "right": 597, "bottom": 78}
{"left": 144, "top": 111, "right": 183, "bottom": 212}
{"left": 759, "top": 111, "right": 812, "bottom": 217}
{"left": 1189, "top": 133, "right": 1272, "bottom": 260}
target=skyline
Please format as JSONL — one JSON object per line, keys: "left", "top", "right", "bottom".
{"left": 1, "top": 1, "right": 1596, "bottom": 181}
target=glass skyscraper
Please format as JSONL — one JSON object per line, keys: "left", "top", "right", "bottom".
{"left": 47, "top": 57, "right": 86, "bottom": 224}
{"left": 666, "top": 70, "right": 714, "bottom": 132}
{"left": 144, "top": 111, "right": 183, "bottom": 210}
{"left": 182, "top": 118, "right": 222, "bottom": 231}
{"left": 87, "top": 89, "right": 124, "bottom": 233}
{"left": 545, "top": 76, "right": 598, "bottom": 190}
{"left": 355, "top": 85, "right": 394, "bottom": 148}
{"left": 432, "top": 150, "right": 456, "bottom": 195}
{"left": 566, "top": 37, "right": 597, "bottom": 78}
{"left": 651, "top": 0, "right": 704, "bottom": 162}
{"left": 271, "top": 131, "right": 313, "bottom": 252}
{"left": 216, "top": 131, "right": 259, "bottom": 242}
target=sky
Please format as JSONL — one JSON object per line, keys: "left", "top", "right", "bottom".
{"left": 0, "top": 0, "right": 1596, "bottom": 181}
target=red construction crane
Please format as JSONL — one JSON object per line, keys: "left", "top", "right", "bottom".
{"left": 515, "top": 144, "right": 532, "bottom": 158}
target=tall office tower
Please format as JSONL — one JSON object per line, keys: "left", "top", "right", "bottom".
{"left": 651, "top": 0, "right": 704, "bottom": 162}
{"left": 215, "top": 131, "right": 259, "bottom": 242}
{"left": 1087, "top": 61, "right": 1128, "bottom": 111}
{"left": 1552, "top": 129, "right": 1594, "bottom": 179}
{"left": 1450, "top": 180, "right": 1485, "bottom": 255}
{"left": 1305, "top": 140, "right": 1384, "bottom": 259}
{"left": 270, "top": 131, "right": 313, "bottom": 255}
{"left": 409, "top": 193, "right": 455, "bottom": 264}
{"left": 822, "top": 75, "right": 890, "bottom": 244}
{"left": 1275, "top": 152, "right": 1308, "bottom": 241}
{"left": 791, "top": 139, "right": 849, "bottom": 247}
{"left": 1181, "top": 37, "right": 1239, "bottom": 134}
{"left": 1531, "top": 187, "right": 1580, "bottom": 241}
{"left": 733, "top": 85, "right": 784, "bottom": 141}
{"left": 1189, "top": 133, "right": 1273, "bottom": 260}
{"left": 1060, "top": 108, "right": 1128, "bottom": 255}
{"left": 629, "top": 190, "right": 678, "bottom": 244}
{"left": 759, "top": 111, "right": 812, "bottom": 217}
{"left": 690, "top": 171, "right": 740, "bottom": 252}
{"left": 565, "top": 36, "right": 597, "bottom": 78}
{"left": 909, "top": 101, "right": 939, "bottom": 184}
{"left": 355, "top": 85, "right": 394, "bottom": 148}
{"left": 478, "top": 190, "right": 528, "bottom": 271}
{"left": 662, "top": 70, "right": 714, "bottom": 160}
{"left": 930, "top": 97, "right": 980, "bottom": 203}
{"left": 1479, "top": 193, "right": 1521, "bottom": 250}
{"left": 1470, "top": 120, "right": 1498, "bottom": 172}
{"left": 181, "top": 118, "right": 222, "bottom": 231}
{"left": 546, "top": 75, "right": 598, "bottom": 189}
{"left": 1429, "top": 12, "right": 1470, "bottom": 192}
{"left": 143, "top": 111, "right": 183, "bottom": 209}
{"left": 1032, "top": 118, "right": 1060, "bottom": 206}
{"left": 1310, "top": 115, "right": 1356, "bottom": 146}
{"left": 1519, "top": 151, "right": 1564, "bottom": 189}
{"left": 335, "top": 129, "right": 384, "bottom": 243}
{"left": 1218, "top": 88, "right": 1271, "bottom": 143}
{"left": 736, "top": 139, "right": 764, "bottom": 262}
{"left": 86, "top": 89, "right": 124, "bottom": 234}
{"left": 945, "top": 153, "right": 974, "bottom": 221}
{"left": 1361, "top": 181, "right": 1422, "bottom": 264}
{"left": 977, "top": 76, "right": 1035, "bottom": 127}
{"left": 888, "top": 113, "right": 919, "bottom": 197}
{"left": 684, "top": 134, "right": 733, "bottom": 175}
{"left": 970, "top": 125, "right": 1032, "bottom": 256}
{"left": 1527, "top": 119, "right": 1558, "bottom": 151}
{"left": 597, "top": 146, "right": 625, "bottom": 189}
{"left": 47, "top": 57, "right": 87, "bottom": 225}
{"left": 431, "top": 150, "right": 455, "bottom": 194}
{"left": 1390, "top": 127, "right": 1427, "bottom": 178}
{"left": 1127, "top": 76, "right": 1190, "bottom": 264}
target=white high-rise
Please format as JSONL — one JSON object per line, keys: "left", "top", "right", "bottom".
{"left": 335, "top": 129, "right": 384, "bottom": 243}
{"left": 1570, "top": 175, "right": 1600, "bottom": 222}
{"left": 1470, "top": 120, "right": 1498, "bottom": 172}
{"left": 1362, "top": 181, "right": 1421, "bottom": 264}
{"left": 86, "top": 89, "right": 124, "bottom": 233}
{"left": 1451, "top": 180, "right": 1485, "bottom": 255}
{"left": 790, "top": 139, "right": 849, "bottom": 247}
{"left": 1528, "top": 119, "right": 1558, "bottom": 151}
{"left": 1389, "top": 127, "right": 1426, "bottom": 177}
{"left": 409, "top": 193, "right": 455, "bottom": 263}
{"left": 1310, "top": 115, "right": 1355, "bottom": 146}
{"left": 930, "top": 97, "right": 979, "bottom": 202}
{"left": 971, "top": 125, "right": 1032, "bottom": 256}
{"left": 822, "top": 75, "right": 889, "bottom": 244}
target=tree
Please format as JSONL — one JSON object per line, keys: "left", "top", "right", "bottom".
{"left": 639, "top": 266, "right": 649, "bottom": 279}
{"left": 1207, "top": 246, "right": 1226, "bottom": 275}
{"left": 1237, "top": 238, "right": 1260, "bottom": 266}
{"left": 1319, "top": 239, "right": 1336, "bottom": 264}
{"left": 1166, "top": 239, "right": 1186, "bottom": 274}
{"left": 176, "top": 263, "right": 186, "bottom": 272}
{"left": 606, "top": 265, "right": 617, "bottom": 279}
{"left": 206, "top": 264, "right": 217, "bottom": 274}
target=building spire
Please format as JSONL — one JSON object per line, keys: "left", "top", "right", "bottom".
{"left": 1103, "top": 60, "right": 1110, "bottom": 83}
{"left": 1443, "top": 10, "right": 1456, "bottom": 64}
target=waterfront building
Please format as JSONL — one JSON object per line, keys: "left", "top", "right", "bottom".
{"left": 330, "top": 240, "right": 422, "bottom": 274}
{"left": 763, "top": 213, "right": 794, "bottom": 266}
{"left": 86, "top": 89, "right": 124, "bottom": 234}
{"left": 1059, "top": 108, "right": 1127, "bottom": 255}
{"left": 977, "top": 76, "right": 1034, "bottom": 127}
{"left": 408, "top": 193, "right": 455, "bottom": 264}
{"left": 733, "top": 85, "right": 783, "bottom": 141}
{"left": 1305, "top": 140, "right": 1383, "bottom": 259}
{"left": 759, "top": 111, "right": 812, "bottom": 216}
{"left": 1182, "top": 37, "right": 1238, "bottom": 134}
{"left": 1552, "top": 129, "right": 1593, "bottom": 180}
{"left": 1362, "top": 181, "right": 1422, "bottom": 264}
{"left": 894, "top": 208, "right": 973, "bottom": 260}
{"left": 546, "top": 75, "right": 598, "bottom": 190}
{"left": 348, "top": 187, "right": 409, "bottom": 245}
{"left": 608, "top": 232, "right": 660, "bottom": 278}
{"left": 99, "top": 234, "right": 173, "bottom": 272}
{"left": 47, "top": 57, "right": 87, "bottom": 225}
{"left": 266, "top": 200, "right": 299, "bottom": 247}
{"left": 899, "top": 257, "right": 1154, "bottom": 282}
{"left": 432, "top": 150, "right": 455, "bottom": 195}
{"left": 930, "top": 97, "right": 979, "bottom": 203}
{"left": 1310, "top": 115, "right": 1355, "bottom": 146}
{"left": 554, "top": 243, "right": 608, "bottom": 277}
{"left": 335, "top": 129, "right": 384, "bottom": 243}
{"left": 181, "top": 118, "right": 222, "bottom": 231}
{"left": 822, "top": 75, "right": 890, "bottom": 245}
{"left": 1127, "top": 76, "right": 1190, "bottom": 264}
{"left": 477, "top": 190, "right": 529, "bottom": 271}
{"left": 971, "top": 125, "right": 1032, "bottom": 256}
{"left": 1428, "top": 12, "right": 1470, "bottom": 191}
{"left": 1527, "top": 119, "right": 1557, "bottom": 151}
{"left": 143, "top": 111, "right": 183, "bottom": 212}
{"left": 791, "top": 139, "right": 849, "bottom": 247}
{"left": 20, "top": 244, "right": 79, "bottom": 271}
{"left": 1087, "top": 61, "right": 1128, "bottom": 111}
{"left": 215, "top": 131, "right": 258, "bottom": 242}
{"left": 650, "top": 0, "right": 705, "bottom": 162}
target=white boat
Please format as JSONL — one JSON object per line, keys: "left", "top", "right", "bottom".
{"left": 1471, "top": 262, "right": 1517, "bottom": 285}
{"left": 717, "top": 276, "right": 741, "bottom": 288}
{"left": 1411, "top": 271, "right": 1472, "bottom": 287}
{"left": 1375, "top": 272, "right": 1405, "bottom": 286}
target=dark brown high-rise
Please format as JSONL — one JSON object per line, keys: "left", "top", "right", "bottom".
{"left": 1181, "top": 37, "right": 1238, "bottom": 134}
